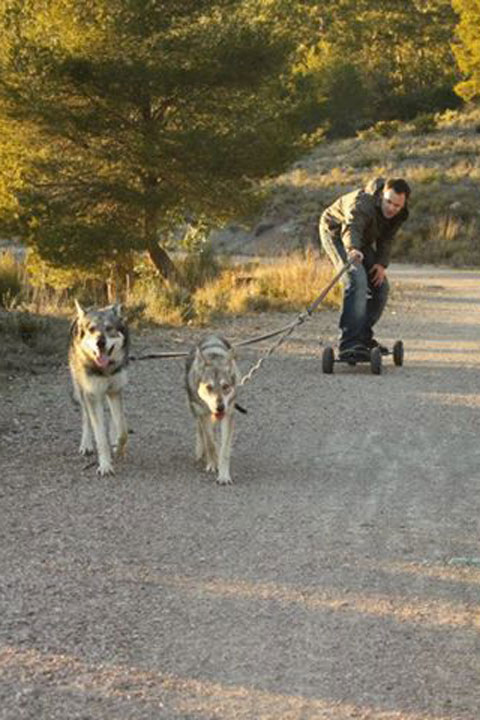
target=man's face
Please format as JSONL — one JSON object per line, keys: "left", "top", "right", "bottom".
{"left": 381, "top": 189, "right": 406, "bottom": 219}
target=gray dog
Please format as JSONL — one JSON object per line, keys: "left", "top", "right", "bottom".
{"left": 186, "top": 335, "right": 241, "bottom": 485}
{"left": 69, "top": 300, "right": 129, "bottom": 476}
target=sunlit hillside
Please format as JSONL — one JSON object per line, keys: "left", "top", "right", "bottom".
{"left": 238, "top": 106, "right": 480, "bottom": 267}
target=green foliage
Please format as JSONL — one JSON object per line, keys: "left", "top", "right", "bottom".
{"left": 0, "top": 0, "right": 471, "bottom": 297}
{"left": 294, "top": 45, "right": 367, "bottom": 136}
{"left": 0, "top": 0, "right": 311, "bottom": 278}
{"left": 297, "top": 1, "right": 459, "bottom": 135}
{"left": 25, "top": 246, "right": 111, "bottom": 305}
{"left": 452, "top": 0, "right": 480, "bottom": 101}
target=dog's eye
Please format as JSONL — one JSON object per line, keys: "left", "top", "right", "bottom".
{"left": 222, "top": 384, "right": 231, "bottom": 393}
{"left": 105, "top": 324, "right": 113, "bottom": 332}
{"left": 206, "top": 383, "right": 214, "bottom": 392}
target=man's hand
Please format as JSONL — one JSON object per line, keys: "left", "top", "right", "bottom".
{"left": 369, "top": 264, "right": 386, "bottom": 287}
{"left": 347, "top": 248, "right": 364, "bottom": 265}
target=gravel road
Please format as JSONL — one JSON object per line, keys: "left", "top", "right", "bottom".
{"left": 1, "top": 264, "right": 480, "bottom": 720}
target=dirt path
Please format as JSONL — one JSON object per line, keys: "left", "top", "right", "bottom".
{"left": 1, "top": 265, "right": 480, "bottom": 720}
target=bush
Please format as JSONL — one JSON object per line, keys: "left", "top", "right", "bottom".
{"left": 410, "top": 113, "right": 437, "bottom": 135}
{"left": 128, "top": 276, "right": 192, "bottom": 326}
{"left": 0, "top": 251, "right": 23, "bottom": 307}
{"left": 177, "top": 242, "right": 220, "bottom": 293}
{"left": 357, "top": 119, "right": 402, "bottom": 141}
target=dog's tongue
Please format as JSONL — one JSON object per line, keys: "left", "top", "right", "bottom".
{"left": 95, "top": 353, "right": 110, "bottom": 369}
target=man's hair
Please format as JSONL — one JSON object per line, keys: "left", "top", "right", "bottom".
{"left": 384, "top": 177, "right": 411, "bottom": 200}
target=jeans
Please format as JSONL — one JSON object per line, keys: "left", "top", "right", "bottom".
{"left": 320, "top": 221, "right": 389, "bottom": 352}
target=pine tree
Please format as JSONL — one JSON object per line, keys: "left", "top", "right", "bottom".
{"left": 0, "top": 0, "right": 309, "bottom": 278}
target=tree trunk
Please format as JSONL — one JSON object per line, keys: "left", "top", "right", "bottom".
{"left": 106, "top": 254, "right": 136, "bottom": 303}
{"left": 147, "top": 238, "right": 178, "bottom": 281}
{"left": 143, "top": 173, "right": 179, "bottom": 281}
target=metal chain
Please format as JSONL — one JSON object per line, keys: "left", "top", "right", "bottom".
{"left": 239, "top": 259, "right": 352, "bottom": 386}
{"left": 239, "top": 312, "right": 308, "bottom": 386}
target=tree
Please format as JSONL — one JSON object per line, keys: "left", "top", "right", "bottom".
{"left": 452, "top": 0, "right": 480, "bottom": 102}
{"left": 0, "top": 0, "right": 310, "bottom": 280}
{"left": 292, "top": 43, "right": 368, "bottom": 137}
{"left": 294, "top": 0, "right": 459, "bottom": 134}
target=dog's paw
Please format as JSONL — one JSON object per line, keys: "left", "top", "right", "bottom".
{"left": 114, "top": 433, "right": 128, "bottom": 458}
{"left": 205, "top": 452, "right": 218, "bottom": 472}
{"left": 79, "top": 443, "right": 94, "bottom": 456}
{"left": 217, "top": 473, "right": 233, "bottom": 486}
{"left": 97, "top": 460, "right": 115, "bottom": 477}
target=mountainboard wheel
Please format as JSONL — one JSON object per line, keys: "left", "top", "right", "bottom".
{"left": 370, "top": 346, "right": 382, "bottom": 375}
{"left": 393, "top": 340, "right": 404, "bottom": 367}
{"left": 322, "top": 345, "right": 335, "bottom": 374}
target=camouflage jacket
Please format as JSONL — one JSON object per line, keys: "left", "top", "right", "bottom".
{"left": 320, "top": 177, "right": 409, "bottom": 267}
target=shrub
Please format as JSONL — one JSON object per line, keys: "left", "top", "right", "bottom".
{"left": 128, "top": 276, "right": 192, "bottom": 326}
{"left": 0, "top": 251, "right": 23, "bottom": 307}
{"left": 177, "top": 242, "right": 221, "bottom": 293}
{"left": 357, "top": 120, "right": 402, "bottom": 140}
{"left": 410, "top": 113, "right": 437, "bottom": 135}
{"left": 350, "top": 155, "right": 381, "bottom": 169}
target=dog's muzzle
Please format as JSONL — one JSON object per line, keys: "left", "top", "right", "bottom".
{"left": 214, "top": 403, "right": 225, "bottom": 421}
{"left": 93, "top": 334, "right": 110, "bottom": 369}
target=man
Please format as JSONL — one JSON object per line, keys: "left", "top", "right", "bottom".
{"left": 319, "top": 177, "right": 410, "bottom": 358}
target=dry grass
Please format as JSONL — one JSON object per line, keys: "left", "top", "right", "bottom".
{"left": 192, "top": 250, "right": 340, "bottom": 325}
{"left": 399, "top": 213, "right": 480, "bottom": 266}
{"left": 0, "top": 249, "right": 341, "bottom": 372}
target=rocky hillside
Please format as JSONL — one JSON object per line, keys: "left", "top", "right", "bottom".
{"left": 211, "top": 107, "right": 480, "bottom": 266}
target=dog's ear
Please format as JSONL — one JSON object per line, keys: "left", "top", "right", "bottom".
{"left": 74, "top": 299, "right": 86, "bottom": 319}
